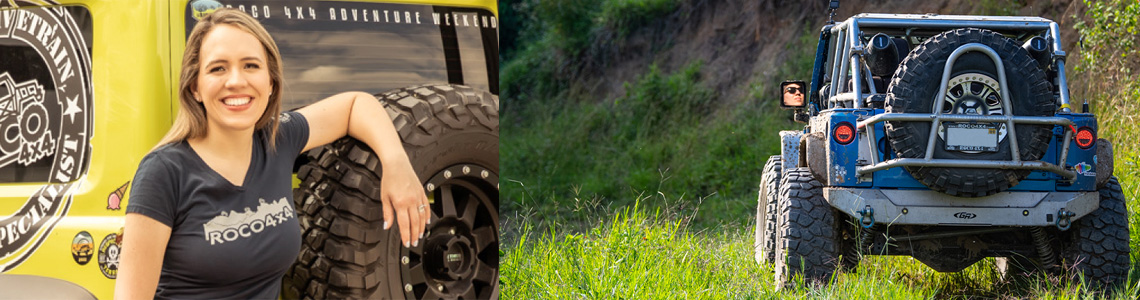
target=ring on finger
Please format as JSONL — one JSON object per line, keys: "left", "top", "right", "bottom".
{"left": 417, "top": 204, "right": 426, "bottom": 213}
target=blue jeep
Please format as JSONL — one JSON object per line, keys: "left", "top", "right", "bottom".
{"left": 754, "top": 9, "right": 1129, "bottom": 288}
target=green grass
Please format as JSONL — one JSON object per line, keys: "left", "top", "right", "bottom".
{"left": 502, "top": 193, "right": 1140, "bottom": 299}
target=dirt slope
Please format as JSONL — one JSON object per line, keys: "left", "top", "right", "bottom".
{"left": 580, "top": 0, "right": 1087, "bottom": 107}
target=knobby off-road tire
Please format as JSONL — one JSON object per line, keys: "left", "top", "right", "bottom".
{"left": 754, "top": 156, "right": 782, "bottom": 264}
{"left": 284, "top": 84, "right": 499, "bottom": 299}
{"left": 885, "top": 28, "right": 1054, "bottom": 197}
{"left": 774, "top": 168, "right": 839, "bottom": 288}
{"left": 1061, "top": 176, "right": 1130, "bottom": 288}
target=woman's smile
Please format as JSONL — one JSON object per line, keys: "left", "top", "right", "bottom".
{"left": 221, "top": 94, "right": 254, "bottom": 109}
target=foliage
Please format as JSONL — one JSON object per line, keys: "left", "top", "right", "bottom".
{"left": 502, "top": 198, "right": 1140, "bottom": 299}
{"left": 975, "top": 0, "right": 1020, "bottom": 16}
{"left": 500, "top": 0, "right": 682, "bottom": 116}
{"left": 599, "top": 0, "right": 679, "bottom": 38}
{"left": 1075, "top": 0, "right": 1140, "bottom": 267}
{"left": 502, "top": 60, "right": 801, "bottom": 232}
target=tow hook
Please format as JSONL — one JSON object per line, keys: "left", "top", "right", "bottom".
{"left": 856, "top": 205, "right": 875, "bottom": 229}
{"left": 1055, "top": 209, "right": 1076, "bottom": 230}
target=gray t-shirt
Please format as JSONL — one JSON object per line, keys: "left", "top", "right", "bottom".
{"left": 126, "top": 112, "right": 309, "bottom": 299}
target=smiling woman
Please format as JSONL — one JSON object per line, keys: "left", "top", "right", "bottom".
{"left": 113, "top": 8, "right": 429, "bottom": 300}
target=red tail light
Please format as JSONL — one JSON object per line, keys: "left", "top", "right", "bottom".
{"left": 834, "top": 122, "right": 855, "bottom": 145}
{"left": 1075, "top": 126, "right": 1095, "bottom": 149}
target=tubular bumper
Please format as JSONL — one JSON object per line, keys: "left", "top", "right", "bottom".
{"left": 826, "top": 187, "right": 1098, "bottom": 227}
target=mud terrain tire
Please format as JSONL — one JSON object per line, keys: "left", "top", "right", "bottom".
{"left": 284, "top": 84, "right": 499, "bottom": 299}
{"left": 885, "top": 28, "right": 1054, "bottom": 197}
{"left": 774, "top": 168, "right": 839, "bottom": 287}
{"left": 1062, "top": 176, "right": 1130, "bottom": 288}
{"left": 754, "top": 156, "right": 781, "bottom": 264}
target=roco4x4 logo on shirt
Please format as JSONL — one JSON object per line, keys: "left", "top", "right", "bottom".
{"left": 0, "top": 5, "right": 93, "bottom": 272}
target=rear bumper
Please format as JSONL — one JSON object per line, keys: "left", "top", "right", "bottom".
{"left": 826, "top": 188, "right": 1098, "bottom": 227}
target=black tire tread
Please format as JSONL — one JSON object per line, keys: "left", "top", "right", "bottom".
{"left": 1063, "top": 176, "right": 1130, "bottom": 288}
{"left": 774, "top": 168, "right": 839, "bottom": 287}
{"left": 755, "top": 156, "right": 782, "bottom": 264}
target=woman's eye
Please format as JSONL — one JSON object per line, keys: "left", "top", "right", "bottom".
{"left": 245, "top": 63, "right": 260, "bottom": 69}
{"left": 209, "top": 66, "right": 224, "bottom": 73}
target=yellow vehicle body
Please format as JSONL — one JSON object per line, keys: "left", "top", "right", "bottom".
{"left": 0, "top": 0, "right": 497, "bottom": 298}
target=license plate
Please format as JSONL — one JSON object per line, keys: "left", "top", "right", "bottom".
{"left": 945, "top": 122, "right": 998, "bottom": 152}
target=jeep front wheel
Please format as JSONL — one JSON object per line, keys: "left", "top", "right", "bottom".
{"left": 774, "top": 168, "right": 839, "bottom": 287}
{"left": 754, "top": 156, "right": 781, "bottom": 264}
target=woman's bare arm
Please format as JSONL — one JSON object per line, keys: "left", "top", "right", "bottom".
{"left": 114, "top": 213, "right": 171, "bottom": 300}
{"left": 297, "top": 92, "right": 428, "bottom": 248}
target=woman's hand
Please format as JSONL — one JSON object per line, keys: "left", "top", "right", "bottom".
{"left": 379, "top": 152, "right": 429, "bottom": 248}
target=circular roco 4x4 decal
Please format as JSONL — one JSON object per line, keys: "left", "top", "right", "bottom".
{"left": 0, "top": 5, "right": 93, "bottom": 272}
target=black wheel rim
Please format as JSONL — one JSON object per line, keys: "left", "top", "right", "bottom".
{"left": 401, "top": 164, "right": 498, "bottom": 300}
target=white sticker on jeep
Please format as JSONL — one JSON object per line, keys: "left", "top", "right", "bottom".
{"left": 0, "top": 5, "right": 93, "bottom": 272}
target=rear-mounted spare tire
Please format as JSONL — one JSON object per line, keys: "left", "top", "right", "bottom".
{"left": 884, "top": 28, "right": 1054, "bottom": 197}
{"left": 284, "top": 84, "right": 499, "bottom": 299}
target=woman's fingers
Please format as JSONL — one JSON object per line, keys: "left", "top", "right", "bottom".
{"left": 396, "top": 206, "right": 411, "bottom": 248}
{"left": 391, "top": 192, "right": 429, "bottom": 248}
{"left": 422, "top": 193, "right": 432, "bottom": 225}
{"left": 382, "top": 194, "right": 394, "bottom": 230}
{"left": 412, "top": 196, "right": 426, "bottom": 248}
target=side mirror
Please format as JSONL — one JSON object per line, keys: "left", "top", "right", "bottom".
{"left": 780, "top": 80, "right": 807, "bottom": 109}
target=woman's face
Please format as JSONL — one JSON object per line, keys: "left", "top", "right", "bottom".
{"left": 193, "top": 24, "right": 271, "bottom": 135}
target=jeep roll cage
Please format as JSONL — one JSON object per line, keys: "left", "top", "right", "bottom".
{"left": 807, "top": 13, "right": 1081, "bottom": 180}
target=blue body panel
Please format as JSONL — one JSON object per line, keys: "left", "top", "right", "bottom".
{"left": 1056, "top": 113, "right": 1098, "bottom": 191}
{"left": 819, "top": 109, "right": 1099, "bottom": 193}
{"left": 822, "top": 109, "right": 871, "bottom": 187}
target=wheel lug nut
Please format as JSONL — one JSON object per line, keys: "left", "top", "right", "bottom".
{"left": 404, "top": 284, "right": 412, "bottom": 292}
{"left": 402, "top": 256, "right": 409, "bottom": 265}
{"left": 462, "top": 166, "right": 470, "bottom": 174}
{"left": 448, "top": 229, "right": 455, "bottom": 235}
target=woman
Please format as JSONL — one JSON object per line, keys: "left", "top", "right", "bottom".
{"left": 114, "top": 8, "right": 428, "bottom": 299}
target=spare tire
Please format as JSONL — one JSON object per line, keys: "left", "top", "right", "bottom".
{"left": 284, "top": 84, "right": 499, "bottom": 299}
{"left": 885, "top": 28, "right": 1054, "bottom": 197}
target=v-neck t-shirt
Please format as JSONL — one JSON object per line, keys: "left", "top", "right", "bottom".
{"left": 126, "top": 112, "right": 309, "bottom": 299}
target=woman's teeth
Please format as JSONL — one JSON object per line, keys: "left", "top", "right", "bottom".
{"left": 223, "top": 97, "right": 251, "bottom": 106}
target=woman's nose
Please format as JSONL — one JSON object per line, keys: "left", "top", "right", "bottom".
{"left": 224, "top": 69, "right": 248, "bottom": 88}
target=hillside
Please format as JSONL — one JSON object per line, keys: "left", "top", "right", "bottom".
{"left": 537, "top": 0, "right": 1085, "bottom": 106}
{"left": 500, "top": 0, "right": 1098, "bottom": 231}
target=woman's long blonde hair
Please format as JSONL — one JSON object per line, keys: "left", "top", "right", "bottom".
{"left": 154, "top": 8, "right": 284, "bottom": 150}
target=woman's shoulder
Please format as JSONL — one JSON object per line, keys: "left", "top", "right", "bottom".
{"left": 141, "top": 141, "right": 194, "bottom": 170}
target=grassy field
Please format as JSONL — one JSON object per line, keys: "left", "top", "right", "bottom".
{"left": 502, "top": 198, "right": 1140, "bottom": 299}
{"left": 500, "top": 0, "right": 1140, "bottom": 298}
